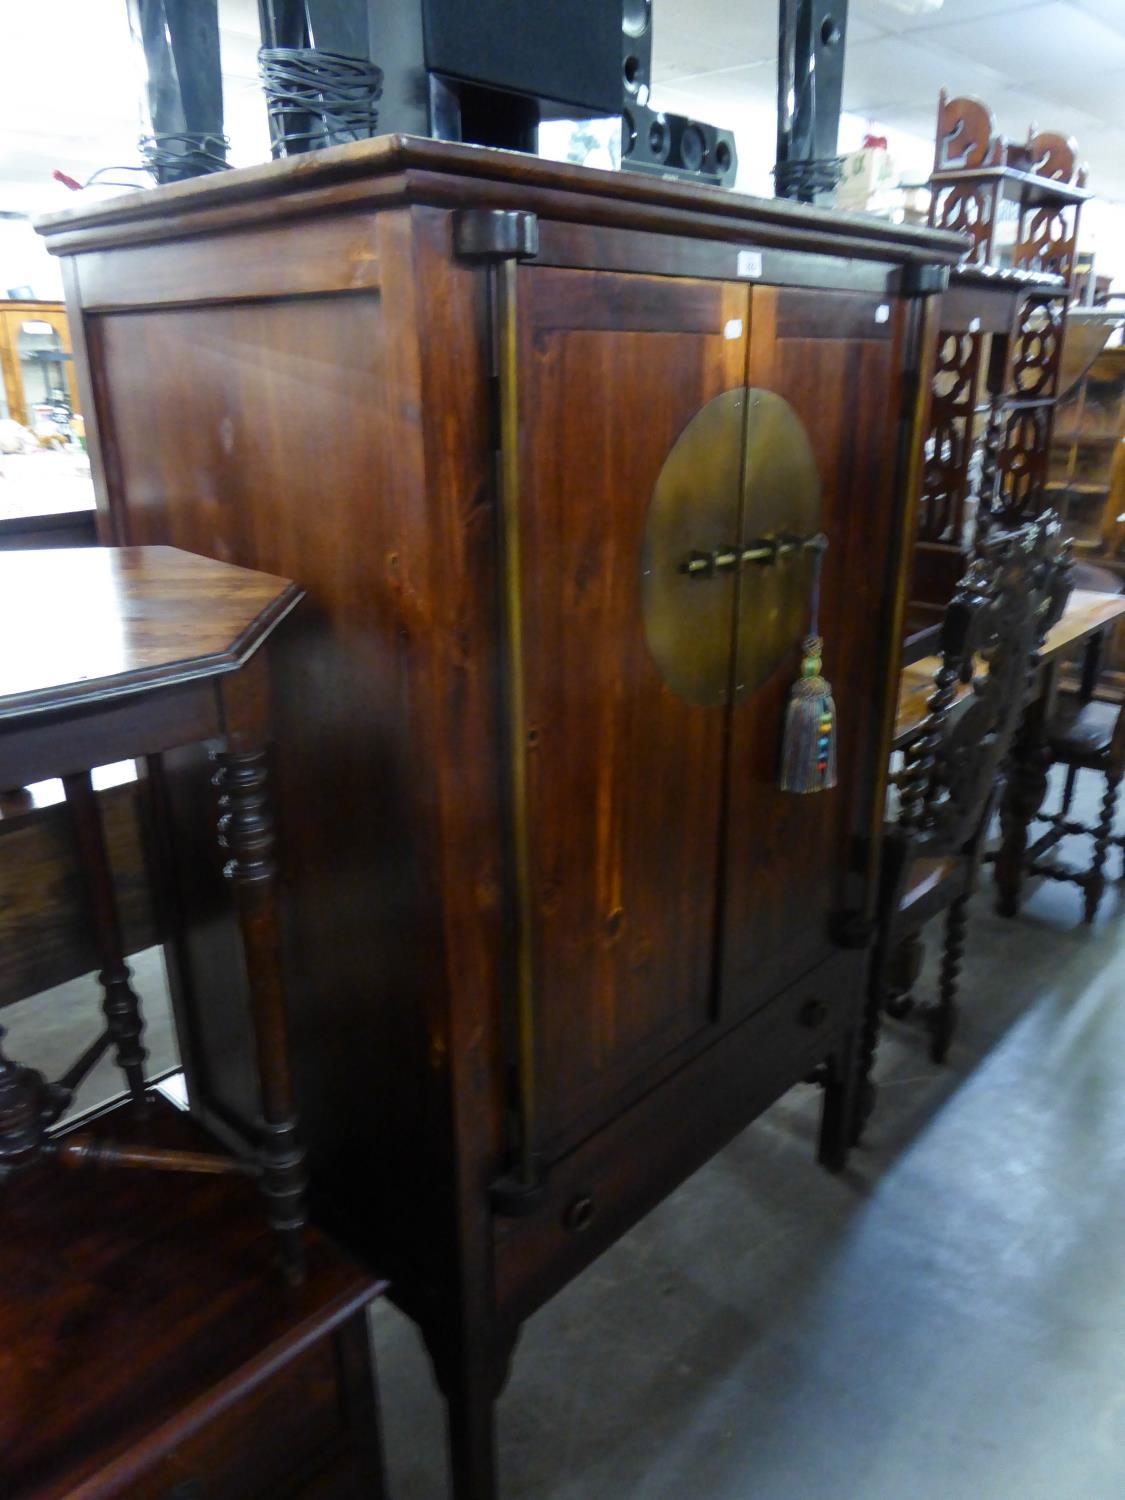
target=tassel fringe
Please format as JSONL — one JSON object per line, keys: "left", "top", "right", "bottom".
{"left": 780, "top": 635, "right": 837, "bottom": 794}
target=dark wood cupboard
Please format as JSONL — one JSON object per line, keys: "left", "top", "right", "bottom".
{"left": 39, "top": 137, "right": 961, "bottom": 1499}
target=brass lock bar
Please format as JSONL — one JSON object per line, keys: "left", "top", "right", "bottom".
{"left": 681, "top": 531, "right": 828, "bottom": 578}
{"left": 642, "top": 387, "right": 823, "bottom": 705}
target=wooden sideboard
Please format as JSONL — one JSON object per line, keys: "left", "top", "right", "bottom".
{"left": 39, "top": 137, "right": 962, "bottom": 1500}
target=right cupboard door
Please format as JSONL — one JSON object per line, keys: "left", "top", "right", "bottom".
{"left": 514, "top": 266, "right": 749, "bottom": 1159}
{"left": 718, "top": 284, "right": 906, "bottom": 1018}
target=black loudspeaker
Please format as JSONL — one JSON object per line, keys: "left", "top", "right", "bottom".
{"left": 622, "top": 102, "right": 738, "bottom": 189}
{"left": 775, "top": 0, "right": 849, "bottom": 201}
{"left": 622, "top": 0, "right": 652, "bottom": 107}
{"left": 360, "top": 0, "right": 621, "bottom": 148}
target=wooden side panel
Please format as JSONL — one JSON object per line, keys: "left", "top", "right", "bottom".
{"left": 0, "top": 781, "right": 158, "bottom": 1005}
{"left": 516, "top": 266, "right": 748, "bottom": 1155}
{"left": 81, "top": 211, "right": 479, "bottom": 1283}
{"left": 719, "top": 286, "right": 905, "bottom": 1013}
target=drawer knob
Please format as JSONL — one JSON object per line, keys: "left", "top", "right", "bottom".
{"left": 798, "top": 998, "right": 828, "bottom": 1029}
{"left": 564, "top": 1194, "right": 595, "bottom": 1233}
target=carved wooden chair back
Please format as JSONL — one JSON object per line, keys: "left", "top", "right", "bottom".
{"left": 851, "top": 513, "right": 1071, "bottom": 1115}
{"left": 897, "top": 510, "right": 1071, "bottom": 863}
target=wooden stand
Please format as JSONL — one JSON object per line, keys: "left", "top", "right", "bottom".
{"left": 908, "top": 91, "right": 1090, "bottom": 637}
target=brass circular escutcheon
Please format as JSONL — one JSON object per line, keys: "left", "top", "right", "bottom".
{"left": 641, "top": 388, "right": 822, "bottom": 706}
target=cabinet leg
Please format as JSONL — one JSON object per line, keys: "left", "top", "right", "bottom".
{"left": 425, "top": 1322, "right": 516, "bottom": 1500}
{"left": 818, "top": 1024, "right": 858, "bottom": 1173}
{"left": 447, "top": 1381, "right": 500, "bottom": 1500}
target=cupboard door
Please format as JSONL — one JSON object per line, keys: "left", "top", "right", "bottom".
{"left": 719, "top": 286, "right": 905, "bottom": 1015}
{"left": 514, "top": 267, "right": 748, "bottom": 1155}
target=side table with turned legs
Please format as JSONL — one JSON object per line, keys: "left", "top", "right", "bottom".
{"left": 0, "top": 544, "right": 386, "bottom": 1499}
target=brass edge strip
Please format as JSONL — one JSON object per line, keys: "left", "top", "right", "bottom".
{"left": 495, "top": 256, "right": 538, "bottom": 1187}
{"left": 865, "top": 293, "right": 943, "bottom": 921}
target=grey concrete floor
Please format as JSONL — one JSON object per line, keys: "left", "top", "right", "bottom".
{"left": 12, "top": 775, "right": 1125, "bottom": 1498}
{"left": 2, "top": 945, "right": 178, "bottom": 1121}
{"left": 374, "top": 778, "right": 1125, "bottom": 1500}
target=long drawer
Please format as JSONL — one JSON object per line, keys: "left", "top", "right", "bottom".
{"left": 493, "top": 946, "right": 866, "bottom": 1322}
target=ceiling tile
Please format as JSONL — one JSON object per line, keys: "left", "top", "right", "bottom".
{"left": 653, "top": 7, "right": 886, "bottom": 83}
{"left": 850, "top": 0, "right": 1039, "bottom": 34}
{"left": 1032, "top": 67, "right": 1125, "bottom": 122}
{"left": 653, "top": 0, "right": 779, "bottom": 66}
{"left": 841, "top": 34, "right": 1008, "bottom": 113}
{"left": 651, "top": 63, "right": 776, "bottom": 118}
{"left": 652, "top": 23, "right": 741, "bottom": 83}
{"left": 1068, "top": 0, "right": 1125, "bottom": 37}
{"left": 919, "top": 2, "right": 1125, "bottom": 86}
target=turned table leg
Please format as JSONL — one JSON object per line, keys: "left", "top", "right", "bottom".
{"left": 63, "top": 770, "right": 148, "bottom": 1109}
{"left": 995, "top": 671, "right": 1053, "bottom": 919}
{"left": 215, "top": 743, "right": 307, "bottom": 1280}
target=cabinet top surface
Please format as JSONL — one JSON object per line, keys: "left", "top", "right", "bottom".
{"left": 0, "top": 545, "right": 302, "bottom": 720}
{"left": 36, "top": 133, "right": 965, "bottom": 266}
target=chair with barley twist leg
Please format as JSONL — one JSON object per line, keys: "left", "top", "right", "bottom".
{"left": 853, "top": 513, "right": 1071, "bottom": 1140}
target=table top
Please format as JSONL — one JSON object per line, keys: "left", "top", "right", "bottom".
{"left": 895, "top": 588, "right": 1125, "bottom": 747}
{"left": 0, "top": 546, "right": 301, "bottom": 721}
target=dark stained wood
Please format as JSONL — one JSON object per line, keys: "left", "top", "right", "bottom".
{"left": 0, "top": 545, "right": 309, "bottom": 1276}
{"left": 38, "top": 139, "right": 962, "bottom": 1500}
{"left": 517, "top": 266, "right": 745, "bottom": 1155}
{"left": 0, "top": 546, "right": 301, "bottom": 719}
{"left": 0, "top": 775, "right": 158, "bottom": 1007}
{"left": 720, "top": 286, "right": 905, "bottom": 1014}
{"left": 73, "top": 216, "right": 381, "bottom": 310}
{"left": 36, "top": 134, "right": 964, "bottom": 267}
{"left": 62, "top": 768, "right": 148, "bottom": 1105}
{"left": 1, "top": 1100, "right": 384, "bottom": 1500}
{"left": 861, "top": 515, "right": 1071, "bottom": 1110}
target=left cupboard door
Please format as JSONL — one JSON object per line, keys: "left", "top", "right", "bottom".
{"left": 507, "top": 265, "right": 750, "bottom": 1160}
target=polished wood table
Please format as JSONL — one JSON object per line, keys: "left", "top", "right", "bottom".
{"left": 0, "top": 547, "right": 390, "bottom": 1497}
{"left": 894, "top": 587, "right": 1125, "bottom": 915}
{"left": 0, "top": 545, "right": 306, "bottom": 1266}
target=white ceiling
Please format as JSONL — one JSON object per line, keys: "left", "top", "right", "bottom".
{"left": 0, "top": 0, "right": 1122, "bottom": 218}
{"left": 653, "top": 0, "right": 1125, "bottom": 203}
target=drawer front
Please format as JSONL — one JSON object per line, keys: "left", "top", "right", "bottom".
{"left": 493, "top": 946, "right": 865, "bottom": 1323}
{"left": 107, "top": 1337, "right": 347, "bottom": 1500}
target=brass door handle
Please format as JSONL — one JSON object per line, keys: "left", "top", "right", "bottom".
{"left": 681, "top": 531, "right": 827, "bottom": 578}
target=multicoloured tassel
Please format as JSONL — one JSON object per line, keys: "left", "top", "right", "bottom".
{"left": 780, "top": 635, "right": 837, "bottom": 793}
{"left": 780, "top": 537, "right": 837, "bottom": 794}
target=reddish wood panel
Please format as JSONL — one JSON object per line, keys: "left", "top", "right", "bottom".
{"left": 88, "top": 274, "right": 440, "bottom": 1234}
{"left": 84, "top": 209, "right": 507, "bottom": 1296}
{"left": 0, "top": 779, "right": 157, "bottom": 1006}
{"left": 517, "top": 266, "right": 748, "bottom": 1154}
{"left": 1, "top": 1102, "right": 382, "bottom": 1500}
{"left": 719, "top": 286, "right": 905, "bottom": 1014}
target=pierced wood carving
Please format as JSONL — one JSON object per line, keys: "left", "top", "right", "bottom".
{"left": 934, "top": 91, "right": 1000, "bottom": 172}
{"left": 902, "top": 512, "right": 1070, "bottom": 856}
{"left": 930, "top": 183, "right": 997, "bottom": 268}
{"left": 996, "top": 405, "right": 1052, "bottom": 521}
{"left": 1007, "top": 294, "right": 1063, "bottom": 400}
{"left": 920, "top": 332, "right": 983, "bottom": 544}
{"left": 1026, "top": 130, "right": 1084, "bottom": 186}
{"left": 1015, "top": 203, "right": 1080, "bottom": 281}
